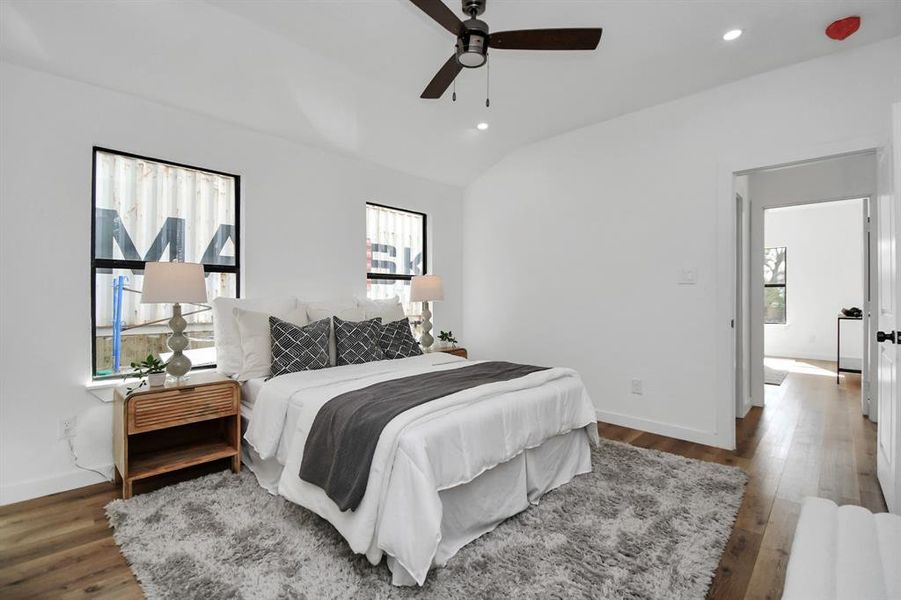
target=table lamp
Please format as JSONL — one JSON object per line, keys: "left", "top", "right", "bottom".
{"left": 410, "top": 275, "right": 443, "bottom": 351}
{"left": 141, "top": 262, "right": 208, "bottom": 378}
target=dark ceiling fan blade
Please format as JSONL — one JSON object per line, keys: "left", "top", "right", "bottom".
{"left": 489, "top": 28, "right": 603, "bottom": 50}
{"left": 409, "top": 0, "right": 462, "bottom": 36}
{"left": 421, "top": 55, "right": 463, "bottom": 99}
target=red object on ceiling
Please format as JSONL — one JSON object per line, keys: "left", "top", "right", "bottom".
{"left": 826, "top": 16, "right": 861, "bottom": 41}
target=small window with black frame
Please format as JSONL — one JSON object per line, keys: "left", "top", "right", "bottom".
{"left": 365, "top": 203, "right": 426, "bottom": 317}
{"left": 764, "top": 246, "right": 787, "bottom": 324}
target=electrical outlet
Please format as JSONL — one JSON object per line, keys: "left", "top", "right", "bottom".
{"left": 631, "top": 379, "right": 643, "bottom": 395}
{"left": 58, "top": 416, "right": 77, "bottom": 440}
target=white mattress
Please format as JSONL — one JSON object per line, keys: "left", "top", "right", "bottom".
{"left": 241, "top": 354, "right": 598, "bottom": 586}
{"left": 240, "top": 378, "right": 266, "bottom": 418}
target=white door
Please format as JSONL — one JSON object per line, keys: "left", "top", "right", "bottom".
{"left": 875, "top": 103, "right": 901, "bottom": 514}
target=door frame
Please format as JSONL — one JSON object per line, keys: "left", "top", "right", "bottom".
{"left": 749, "top": 191, "right": 872, "bottom": 409}
{"left": 714, "top": 134, "right": 886, "bottom": 450}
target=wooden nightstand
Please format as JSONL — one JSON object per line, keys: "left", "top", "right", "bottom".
{"left": 113, "top": 372, "right": 240, "bottom": 499}
{"left": 435, "top": 347, "right": 468, "bottom": 358}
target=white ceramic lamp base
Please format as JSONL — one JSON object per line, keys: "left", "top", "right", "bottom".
{"left": 166, "top": 303, "right": 192, "bottom": 378}
{"left": 420, "top": 301, "right": 434, "bottom": 351}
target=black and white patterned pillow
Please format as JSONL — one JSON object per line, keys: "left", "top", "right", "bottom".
{"left": 269, "top": 316, "right": 330, "bottom": 378}
{"left": 377, "top": 318, "right": 423, "bottom": 359}
{"left": 334, "top": 317, "right": 385, "bottom": 365}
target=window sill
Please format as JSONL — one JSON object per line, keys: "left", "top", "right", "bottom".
{"left": 85, "top": 368, "right": 221, "bottom": 402}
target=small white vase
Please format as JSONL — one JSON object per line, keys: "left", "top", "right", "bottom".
{"left": 148, "top": 372, "right": 167, "bottom": 387}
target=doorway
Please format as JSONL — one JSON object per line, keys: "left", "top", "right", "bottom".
{"left": 762, "top": 198, "right": 868, "bottom": 408}
{"left": 735, "top": 151, "right": 877, "bottom": 416}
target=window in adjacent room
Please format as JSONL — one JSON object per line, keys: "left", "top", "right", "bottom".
{"left": 764, "top": 246, "right": 787, "bottom": 324}
{"left": 365, "top": 203, "right": 426, "bottom": 316}
{"left": 91, "top": 148, "right": 240, "bottom": 378}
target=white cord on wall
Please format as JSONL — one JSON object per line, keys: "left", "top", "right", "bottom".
{"left": 66, "top": 435, "right": 113, "bottom": 482}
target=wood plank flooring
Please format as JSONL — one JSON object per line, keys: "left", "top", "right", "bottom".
{"left": 0, "top": 360, "right": 884, "bottom": 599}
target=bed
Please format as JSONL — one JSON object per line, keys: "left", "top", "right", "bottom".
{"left": 218, "top": 297, "right": 598, "bottom": 586}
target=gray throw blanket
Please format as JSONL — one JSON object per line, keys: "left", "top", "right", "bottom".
{"left": 299, "top": 361, "right": 550, "bottom": 511}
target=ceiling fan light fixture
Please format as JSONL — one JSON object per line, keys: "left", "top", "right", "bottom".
{"left": 476, "top": 122, "right": 489, "bottom": 130}
{"left": 456, "top": 20, "right": 489, "bottom": 68}
{"left": 723, "top": 29, "right": 743, "bottom": 41}
{"left": 458, "top": 46, "right": 487, "bottom": 67}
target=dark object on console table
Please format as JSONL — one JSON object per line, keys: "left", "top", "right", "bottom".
{"left": 836, "top": 313, "right": 862, "bottom": 384}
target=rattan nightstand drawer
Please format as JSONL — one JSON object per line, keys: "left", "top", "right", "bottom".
{"left": 128, "top": 384, "right": 238, "bottom": 434}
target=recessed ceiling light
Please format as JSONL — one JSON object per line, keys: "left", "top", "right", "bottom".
{"left": 723, "top": 29, "right": 743, "bottom": 41}
{"left": 476, "top": 122, "right": 489, "bottom": 131}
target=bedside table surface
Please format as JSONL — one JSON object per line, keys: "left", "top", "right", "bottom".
{"left": 433, "top": 347, "right": 467, "bottom": 358}
{"left": 115, "top": 371, "right": 233, "bottom": 398}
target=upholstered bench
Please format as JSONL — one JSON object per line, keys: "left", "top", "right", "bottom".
{"left": 783, "top": 497, "right": 901, "bottom": 600}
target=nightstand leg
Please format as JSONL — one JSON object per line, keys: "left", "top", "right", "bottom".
{"left": 122, "top": 480, "right": 132, "bottom": 499}
{"left": 231, "top": 414, "right": 241, "bottom": 473}
{"left": 114, "top": 467, "right": 122, "bottom": 486}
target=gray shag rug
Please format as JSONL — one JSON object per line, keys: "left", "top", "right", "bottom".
{"left": 106, "top": 439, "right": 746, "bottom": 600}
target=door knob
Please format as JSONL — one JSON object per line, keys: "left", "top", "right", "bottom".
{"left": 876, "top": 330, "right": 898, "bottom": 343}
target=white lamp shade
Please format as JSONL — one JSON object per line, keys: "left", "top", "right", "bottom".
{"left": 410, "top": 275, "right": 444, "bottom": 302}
{"left": 141, "top": 262, "right": 208, "bottom": 304}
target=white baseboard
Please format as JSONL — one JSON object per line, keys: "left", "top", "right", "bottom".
{"left": 596, "top": 410, "right": 725, "bottom": 449}
{"left": 0, "top": 466, "right": 112, "bottom": 506}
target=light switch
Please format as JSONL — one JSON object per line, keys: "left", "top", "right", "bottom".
{"left": 678, "top": 269, "right": 697, "bottom": 285}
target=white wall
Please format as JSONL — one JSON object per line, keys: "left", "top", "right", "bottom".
{"left": 0, "top": 63, "right": 464, "bottom": 504}
{"left": 764, "top": 200, "right": 864, "bottom": 366}
{"left": 463, "top": 36, "right": 901, "bottom": 448}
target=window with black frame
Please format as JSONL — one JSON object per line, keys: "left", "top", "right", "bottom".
{"left": 764, "top": 246, "right": 787, "bottom": 324}
{"left": 91, "top": 148, "right": 240, "bottom": 378}
{"left": 365, "top": 203, "right": 426, "bottom": 317}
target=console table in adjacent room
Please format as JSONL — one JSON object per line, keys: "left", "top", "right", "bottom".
{"left": 836, "top": 313, "right": 862, "bottom": 384}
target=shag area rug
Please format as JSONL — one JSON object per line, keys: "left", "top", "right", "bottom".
{"left": 106, "top": 439, "right": 746, "bottom": 600}
{"left": 764, "top": 357, "right": 794, "bottom": 386}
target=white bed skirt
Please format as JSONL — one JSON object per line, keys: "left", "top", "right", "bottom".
{"left": 242, "top": 422, "right": 592, "bottom": 586}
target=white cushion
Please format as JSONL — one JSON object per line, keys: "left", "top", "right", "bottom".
{"left": 212, "top": 296, "right": 297, "bottom": 377}
{"left": 356, "top": 295, "right": 406, "bottom": 324}
{"left": 783, "top": 497, "right": 901, "bottom": 600}
{"left": 306, "top": 299, "right": 365, "bottom": 366}
{"left": 233, "top": 305, "right": 309, "bottom": 381}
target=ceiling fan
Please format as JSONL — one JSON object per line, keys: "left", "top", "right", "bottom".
{"left": 410, "top": 0, "right": 603, "bottom": 99}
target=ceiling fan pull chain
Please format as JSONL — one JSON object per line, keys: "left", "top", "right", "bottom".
{"left": 485, "top": 56, "right": 490, "bottom": 108}
{"left": 453, "top": 78, "right": 456, "bottom": 102}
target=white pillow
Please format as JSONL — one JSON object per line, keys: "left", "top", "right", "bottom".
{"left": 233, "top": 305, "right": 309, "bottom": 381}
{"left": 356, "top": 295, "right": 406, "bottom": 324}
{"left": 212, "top": 296, "right": 297, "bottom": 377}
{"left": 306, "top": 299, "right": 365, "bottom": 366}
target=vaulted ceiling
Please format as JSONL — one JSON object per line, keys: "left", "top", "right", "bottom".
{"left": 2, "top": 0, "right": 899, "bottom": 186}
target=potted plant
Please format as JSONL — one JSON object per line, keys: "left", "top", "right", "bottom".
{"left": 437, "top": 330, "right": 458, "bottom": 349}
{"left": 126, "top": 354, "right": 169, "bottom": 394}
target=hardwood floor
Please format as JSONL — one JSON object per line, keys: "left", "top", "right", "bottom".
{"left": 0, "top": 360, "right": 884, "bottom": 599}
{"left": 602, "top": 359, "right": 884, "bottom": 600}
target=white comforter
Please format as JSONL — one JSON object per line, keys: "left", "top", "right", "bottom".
{"left": 244, "top": 353, "right": 597, "bottom": 585}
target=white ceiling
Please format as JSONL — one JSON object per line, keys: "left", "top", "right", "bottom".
{"left": 2, "top": 0, "right": 899, "bottom": 186}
